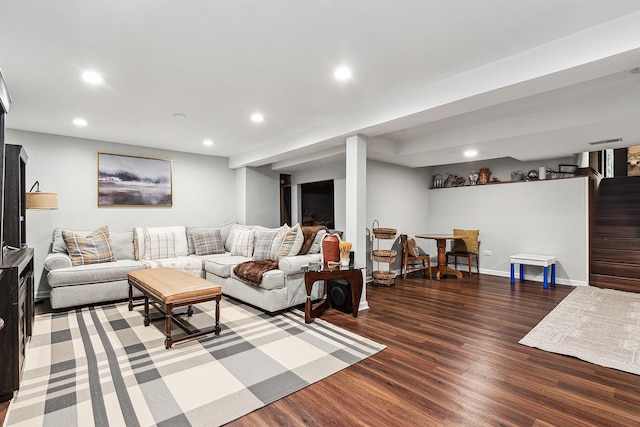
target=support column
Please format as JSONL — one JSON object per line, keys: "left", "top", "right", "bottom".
{"left": 345, "top": 134, "right": 369, "bottom": 312}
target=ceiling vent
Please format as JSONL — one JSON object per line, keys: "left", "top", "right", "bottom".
{"left": 588, "top": 138, "right": 623, "bottom": 146}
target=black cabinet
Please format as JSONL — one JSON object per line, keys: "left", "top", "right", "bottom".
{"left": 0, "top": 248, "right": 34, "bottom": 401}
{"left": 3, "top": 144, "right": 28, "bottom": 249}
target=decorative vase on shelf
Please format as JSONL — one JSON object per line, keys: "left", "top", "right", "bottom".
{"left": 469, "top": 171, "right": 479, "bottom": 185}
{"left": 478, "top": 168, "right": 491, "bottom": 185}
{"left": 322, "top": 234, "right": 340, "bottom": 264}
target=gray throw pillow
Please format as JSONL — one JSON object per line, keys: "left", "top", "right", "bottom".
{"left": 193, "top": 229, "right": 225, "bottom": 256}
{"left": 253, "top": 230, "right": 279, "bottom": 260}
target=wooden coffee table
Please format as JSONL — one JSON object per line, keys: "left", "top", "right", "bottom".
{"left": 128, "top": 268, "right": 222, "bottom": 349}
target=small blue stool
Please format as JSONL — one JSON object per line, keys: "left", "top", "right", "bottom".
{"left": 510, "top": 254, "right": 556, "bottom": 289}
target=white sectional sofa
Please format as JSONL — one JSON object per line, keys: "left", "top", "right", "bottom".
{"left": 44, "top": 222, "right": 326, "bottom": 312}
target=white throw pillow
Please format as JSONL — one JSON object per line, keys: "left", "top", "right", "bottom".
{"left": 144, "top": 231, "right": 176, "bottom": 260}
{"left": 230, "top": 229, "right": 255, "bottom": 257}
{"left": 134, "top": 226, "right": 187, "bottom": 259}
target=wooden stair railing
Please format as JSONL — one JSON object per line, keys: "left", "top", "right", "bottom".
{"left": 590, "top": 176, "right": 640, "bottom": 292}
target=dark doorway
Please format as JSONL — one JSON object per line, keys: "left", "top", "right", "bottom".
{"left": 280, "top": 174, "right": 291, "bottom": 226}
{"left": 301, "top": 180, "right": 334, "bottom": 229}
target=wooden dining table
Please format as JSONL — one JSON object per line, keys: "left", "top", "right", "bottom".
{"left": 416, "top": 234, "right": 464, "bottom": 280}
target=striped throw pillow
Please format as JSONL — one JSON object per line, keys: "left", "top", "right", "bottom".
{"left": 193, "top": 229, "right": 225, "bottom": 256}
{"left": 62, "top": 226, "right": 117, "bottom": 267}
{"left": 144, "top": 231, "right": 176, "bottom": 260}
{"left": 230, "top": 229, "right": 255, "bottom": 257}
{"left": 273, "top": 224, "right": 304, "bottom": 260}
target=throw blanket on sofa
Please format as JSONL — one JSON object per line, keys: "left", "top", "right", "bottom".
{"left": 234, "top": 259, "right": 279, "bottom": 287}
{"left": 299, "top": 225, "right": 329, "bottom": 255}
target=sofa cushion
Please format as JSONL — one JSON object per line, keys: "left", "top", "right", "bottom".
{"left": 62, "top": 226, "right": 117, "bottom": 267}
{"left": 52, "top": 228, "right": 92, "bottom": 253}
{"left": 230, "top": 229, "right": 255, "bottom": 257}
{"left": 307, "top": 229, "right": 327, "bottom": 254}
{"left": 192, "top": 229, "right": 225, "bottom": 256}
{"left": 133, "top": 226, "right": 188, "bottom": 260}
{"left": 144, "top": 230, "right": 177, "bottom": 259}
{"left": 273, "top": 224, "right": 304, "bottom": 260}
{"left": 186, "top": 221, "right": 236, "bottom": 255}
{"left": 204, "top": 255, "right": 252, "bottom": 278}
{"left": 47, "top": 260, "right": 145, "bottom": 288}
{"left": 253, "top": 229, "right": 279, "bottom": 260}
{"left": 140, "top": 256, "right": 203, "bottom": 277}
{"left": 255, "top": 269, "right": 285, "bottom": 290}
{"left": 225, "top": 224, "right": 252, "bottom": 252}
{"left": 109, "top": 231, "right": 135, "bottom": 260}
{"left": 299, "top": 226, "right": 327, "bottom": 255}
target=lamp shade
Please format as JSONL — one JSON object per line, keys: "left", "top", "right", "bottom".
{"left": 26, "top": 192, "right": 58, "bottom": 210}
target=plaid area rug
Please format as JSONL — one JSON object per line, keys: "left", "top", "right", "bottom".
{"left": 5, "top": 298, "right": 385, "bottom": 426}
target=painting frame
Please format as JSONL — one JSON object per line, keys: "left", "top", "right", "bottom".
{"left": 97, "top": 152, "right": 173, "bottom": 207}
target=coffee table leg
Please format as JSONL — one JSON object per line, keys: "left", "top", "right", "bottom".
{"left": 215, "top": 295, "right": 221, "bottom": 335}
{"left": 143, "top": 296, "right": 150, "bottom": 326}
{"left": 128, "top": 283, "right": 133, "bottom": 311}
{"left": 165, "top": 305, "right": 173, "bottom": 349}
{"left": 187, "top": 305, "right": 193, "bottom": 317}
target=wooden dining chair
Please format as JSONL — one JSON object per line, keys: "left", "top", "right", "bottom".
{"left": 446, "top": 229, "right": 480, "bottom": 276}
{"left": 400, "top": 234, "right": 432, "bottom": 280}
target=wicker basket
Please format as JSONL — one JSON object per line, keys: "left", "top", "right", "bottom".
{"left": 372, "top": 270, "right": 396, "bottom": 285}
{"left": 373, "top": 227, "right": 397, "bottom": 239}
{"left": 372, "top": 249, "right": 397, "bottom": 263}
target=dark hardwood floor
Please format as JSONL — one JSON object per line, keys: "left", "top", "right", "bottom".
{"left": 2, "top": 274, "right": 640, "bottom": 426}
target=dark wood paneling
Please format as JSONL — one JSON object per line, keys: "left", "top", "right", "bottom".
{"left": 591, "top": 248, "right": 640, "bottom": 264}
{"left": 591, "top": 261, "right": 640, "bottom": 279}
{"left": 591, "top": 176, "right": 640, "bottom": 291}
{"left": 592, "top": 237, "right": 640, "bottom": 251}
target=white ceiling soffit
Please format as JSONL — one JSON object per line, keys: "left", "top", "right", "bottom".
{"left": 237, "top": 9, "right": 640, "bottom": 170}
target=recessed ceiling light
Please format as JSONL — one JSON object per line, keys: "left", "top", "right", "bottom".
{"left": 203, "top": 139, "right": 214, "bottom": 146}
{"left": 334, "top": 66, "right": 352, "bottom": 80}
{"left": 72, "top": 118, "right": 88, "bottom": 127}
{"left": 464, "top": 150, "right": 478, "bottom": 158}
{"left": 81, "top": 71, "right": 104, "bottom": 85}
{"left": 251, "top": 113, "right": 264, "bottom": 123}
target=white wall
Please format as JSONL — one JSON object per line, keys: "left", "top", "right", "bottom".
{"left": 245, "top": 165, "right": 280, "bottom": 227}
{"left": 367, "top": 160, "right": 431, "bottom": 272}
{"left": 7, "top": 129, "right": 237, "bottom": 298}
{"left": 428, "top": 177, "right": 589, "bottom": 285}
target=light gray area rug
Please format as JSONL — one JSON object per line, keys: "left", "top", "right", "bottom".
{"left": 520, "top": 286, "right": 640, "bottom": 375}
{"left": 5, "top": 298, "right": 384, "bottom": 426}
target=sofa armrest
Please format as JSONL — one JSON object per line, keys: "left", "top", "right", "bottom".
{"left": 44, "top": 252, "right": 73, "bottom": 271}
{"left": 278, "top": 254, "right": 322, "bottom": 275}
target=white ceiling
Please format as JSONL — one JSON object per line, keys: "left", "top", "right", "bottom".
{"left": 1, "top": 1, "right": 640, "bottom": 171}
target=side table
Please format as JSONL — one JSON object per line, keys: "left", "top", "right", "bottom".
{"left": 303, "top": 264, "right": 364, "bottom": 324}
